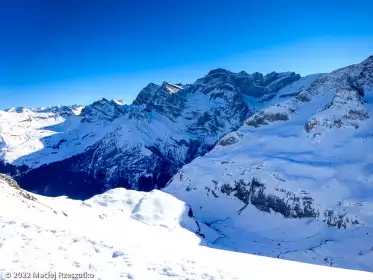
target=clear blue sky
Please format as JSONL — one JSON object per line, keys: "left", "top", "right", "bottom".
{"left": 1, "top": 0, "right": 372, "bottom": 109}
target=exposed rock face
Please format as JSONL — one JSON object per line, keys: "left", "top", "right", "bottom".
{"left": 134, "top": 82, "right": 186, "bottom": 120}
{"left": 246, "top": 111, "right": 289, "bottom": 128}
{"left": 196, "top": 69, "right": 300, "bottom": 99}
{"left": 304, "top": 87, "right": 369, "bottom": 133}
{"left": 295, "top": 91, "right": 312, "bottom": 102}
{"left": 323, "top": 208, "right": 360, "bottom": 229}
{"left": 132, "top": 83, "right": 161, "bottom": 106}
{"left": 220, "top": 178, "right": 319, "bottom": 218}
{"left": 218, "top": 132, "right": 244, "bottom": 146}
{"left": 80, "top": 98, "right": 127, "bottom": 122}
{"left": 0, "top": 173, "right": 21, "bottom": 190}
{"left": 0, "top": 173, "right": 37, "bottom": 201}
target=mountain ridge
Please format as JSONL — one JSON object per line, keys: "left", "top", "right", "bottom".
{"left": 0, "top": 67, "right": 310, "bottom": 197}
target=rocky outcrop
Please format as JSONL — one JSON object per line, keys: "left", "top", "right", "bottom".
{"left": 219, "top": 178, "right": 319, "bottom": 219}
{"left": 132, "top": 83, "right": 161, "bottom": 106}
{"left": 194, "top": 69, "right": 300, "bottom": 99}
{"left": 304, "top": 87, "right": 369, "bottom": 133}
{"left": 323, "top": 208, "right": 361, "bottom": 229}
{"left": 0, "top": 173, "right": 37, "bottom": 201}
{"left": 218, "top": 132, "right": 244, "bottom": 146}
{"left": 80, "top": 98, "right": 127, "bottom": 123}
{"left": 245, "top": 111, "right": 289, "bottom": 128}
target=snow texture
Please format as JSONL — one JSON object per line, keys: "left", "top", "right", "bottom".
{"left": 1, "top": 175, "right": 372, "bottom": 280}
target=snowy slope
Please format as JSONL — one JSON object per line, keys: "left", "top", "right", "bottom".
{"left": 165, "top": 56, "right": 373, "bottom": 271}
{"left": 0, "top": 105, "right": 108, "bottom": 167}
{"left": 1, "top": 174, "right": 372, "bottom": 280}
{"left": 0, "top": 108, "right": 68, "bottom": 163}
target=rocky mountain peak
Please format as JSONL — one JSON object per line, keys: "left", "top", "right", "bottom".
{"left": 80, "top": 98, "right": 126, "bottom": 123}
{"left": 161, "top": 81, "right": 184, "bottom": 94}
{"left": 362, "top": 55, "right": 373, "bottom": 64}
{"left": 5, "top": 106, "right": 30, "bottom": 113}
{"left": 249, "top": 72, "right": 264, "bottom": 83}
{"left": 132, "top": 83, "right": 161, "bottom": 106}
{"left": 206, "top": 68, "right": 232, "bottom": 76}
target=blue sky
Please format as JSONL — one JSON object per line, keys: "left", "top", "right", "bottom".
{"left": 1, "top": 0, "right": 372, "bottom": 109}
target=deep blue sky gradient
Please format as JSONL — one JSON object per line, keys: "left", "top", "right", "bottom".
{"left": 1, "top": 0, "right": 373, "bottom": 108}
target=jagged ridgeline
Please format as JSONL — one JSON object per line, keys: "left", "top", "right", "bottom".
{"left": 0, "top": 69, "right": 303, "bottom": 198}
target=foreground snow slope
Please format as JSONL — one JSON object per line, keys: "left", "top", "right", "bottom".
{"left": 165, "top": 56, "right": 373, "bottom": 271}
{"left": 0, "top": 175, "right": 372, "bottom": 280}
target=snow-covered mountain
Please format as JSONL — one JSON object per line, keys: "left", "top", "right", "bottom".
{"left": 5, "top": 104, "right": 85, "bottom": 116}
{"left": 0, "top": 69, "right": 309, "bottom": 198}
{"left": 1, "top": 174, "right": 372, "bottom": 279}
{"left": 1, "top": 56, "right": 373, "bottom": 273}
{"left": 164, "top": 56, "right": 373, "bottom": 271}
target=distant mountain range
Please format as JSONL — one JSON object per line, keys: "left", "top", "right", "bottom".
{"left": 0, "top": 68, "right": 309, "bottom": 197}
